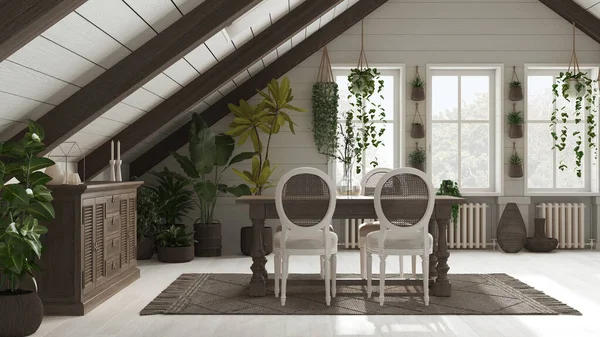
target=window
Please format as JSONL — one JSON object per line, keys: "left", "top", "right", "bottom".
{"left": 331, "top": 68, "right": 402, "bottom": 183}
{"left": 428, "top": 66, "right": 502, "bottom": 194}
{"left": 525, "top": 67, "right": 598, "bottom": 193}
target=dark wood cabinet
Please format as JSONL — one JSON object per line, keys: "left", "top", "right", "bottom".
{"left": 37, "top": 182, "right": 143, "bottom": 316}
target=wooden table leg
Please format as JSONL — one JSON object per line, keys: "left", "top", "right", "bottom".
{"left": 434, "top": 205, "right": 452, "bottom": 297}
{"left": 249, "top": 217, "right": 267, "bottom": 296}
{"left": 428, "top": 217, "right": 438, "bottom": 288}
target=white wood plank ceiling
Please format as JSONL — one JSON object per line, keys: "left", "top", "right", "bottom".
{"left": 0, "top": 0, "right": 355, "bottom": 162}
{"left": 574, "top": 0, "right": 600, "bottom": 18}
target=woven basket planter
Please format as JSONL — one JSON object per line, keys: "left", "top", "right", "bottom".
{"left": 508, "top": 124, "right": 523, "bottom": 138}
{"left": 509, "top": 164, "right": 523, "bottom": 178}
{"left": 509, "top": 86, "right": 523, "bottom": 101}
{"left": 411, "top": 124, "right": 425, "bottom": 138}
{"left": 411, "top": 87, "right": 425, "bottom": 101}
{"left": 0, "top": 290, "right": 43, "bottom": 336}
{"left": 497, "top": 203, "right": 527, "bottom": 253}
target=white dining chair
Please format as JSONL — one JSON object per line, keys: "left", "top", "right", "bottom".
{"left": 359, "top": 168, "right": 417, "bottom": 279}
{"left": 366, "top": 168, "right": 435, "bottom": 306}
{"left": 274, "top": 167, "right": 338, "bottom": 306}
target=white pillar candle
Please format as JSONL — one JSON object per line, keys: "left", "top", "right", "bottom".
{"left": 117, "top": 141, "right": 121, "bottom": 161}
{"left": 111, "top": 140, "right": 114, "bottom": 160}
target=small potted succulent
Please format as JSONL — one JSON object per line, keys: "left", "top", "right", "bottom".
{"left": 135, "top": 186, "right": 161, "bottom": 260}
{"left": 156, "top": 225, "right": 196, "bottom": 263}
{"left": 411, "top": 76, "right": 426, "bottom": 101}
{"left": 507, "top": 109, "right": 524, "bottom": 138}
{"left": 408, "top": 146, "right": 426, "bottom": 172}
{"left": 509, "top": 152, "right": 524, "bottom": 178}
{"left": 509, "top": 80, "right": 523, "bottom": 101}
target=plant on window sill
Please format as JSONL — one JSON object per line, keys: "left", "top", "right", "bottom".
{"left": 435, "top": 180, "right": 462, "bottom": 226}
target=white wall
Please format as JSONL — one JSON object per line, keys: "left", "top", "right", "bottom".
{"left": 143, "top": 0, "right": 600, "bottom": 254}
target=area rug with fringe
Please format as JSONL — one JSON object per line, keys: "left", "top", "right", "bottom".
{"left": 140, "top": 273, "right": 580, "bottom": 316}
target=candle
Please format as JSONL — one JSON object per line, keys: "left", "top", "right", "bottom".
{"left": 111, "top": 140, "right": 114, "bottom": 161}
{"left": 117, "top": 141, "right": 121, "bottom": 161}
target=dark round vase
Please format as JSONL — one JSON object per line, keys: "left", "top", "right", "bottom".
{"left": 497, "top": 203, "right": 527, "bottom": 253}
{"left": 137, "top": 237, "right": 155, "bottom": 260}
{"left": 525, "top": 218, "right": 558, "bottom": 252}
{"left": 240, "top": 226, "right": 273, "bottom": 256}
{"left": 0, "top": 290, "right": 43, "bottom": 336}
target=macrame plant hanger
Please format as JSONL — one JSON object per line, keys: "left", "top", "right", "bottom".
{"left": 317, "top": 46, "right": 334, "bottom": 83}
{"left": 412, "top": 103, "right": 423, "bottom": 125}
{"left": 357, "top": 20, "right": 369, "bottom": 70}
{"left": 511, "top": 66, "right": 520, "bottom": 83}
{"left": 568, "top": 23, "right": 581, "bottom": 75}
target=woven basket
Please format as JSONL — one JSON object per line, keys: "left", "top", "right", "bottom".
{"left": 497, "top": 203, "right": 527, "bottom": 253}
{"left": 0, "top": 290, "right": 43, "bottom": 336}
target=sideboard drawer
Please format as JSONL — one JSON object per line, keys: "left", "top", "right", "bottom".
{"left": 105, "top": 235, "right": 120, "bottom": 258}
{"left": 106, "top": 195, "right": 120, "bottom": 215}
{"left": 105, "top": 216, "right": 120, "bottom": 235}
{"left": 106, "top": 257, "right": 121, "bottom": 279}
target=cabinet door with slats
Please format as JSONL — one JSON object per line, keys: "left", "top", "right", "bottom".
{"left": 95, "top": 197, "right": 106, "bottom": 285}
{"left": 128, "top": 193, "right": 136, "bottom": 266}
{"left": 82, "top": 199, "right": 95, "bottom": 294}
{"left": 120, "top": 197, "right": 130, "bottom": 270}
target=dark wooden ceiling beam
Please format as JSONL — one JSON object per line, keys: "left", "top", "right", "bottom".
{"left": 80, "top": 0, "right": 344, "bottom": 179}
{"left": 0, "top": 0, "right": 88, "bottom": 61}
{"left": 539, "top": 0, "right": 600, "bottom": 44}
{"left": 129, "top": 0, "right": 389, "bottom": 178}
{"left": 8, "top": 0, "right": 261, "bottom": 155}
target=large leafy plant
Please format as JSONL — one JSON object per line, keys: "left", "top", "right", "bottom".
{"left": 312, "top": 82, "right": 339, "bottom": 158}
{"left": 172, "top": 113, "right": 254, "bottom": 225}
{"left": 346, "top": 67, "right": 386, "bottom": 174}
{"left": 147, "top": 168, "right": 194, "bottom": 227}
{"left": 435, "top": 180, "right": 462, "bottom": 226}
{"left": 135, "top": 186, "right": 161, "bottom": 240}
{"left": 550, "top": 71, "right": 598, "bottom": 177}
{"left": 227, "top": 77, "right": 305, "bottom": 195}
{"left": 0, "top": 120, "right": 55, "bottom": 292}
{"left": 156, "top": 225, "right": 195, "bottom": 248}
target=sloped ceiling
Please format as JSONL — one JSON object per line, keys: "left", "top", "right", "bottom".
{"left": 574, "top": 0, "right": 600, "bottom": 17}
{"left": 0, "top": 0, "right": 355, "bottom": 166}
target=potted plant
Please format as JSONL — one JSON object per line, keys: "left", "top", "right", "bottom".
{"left": 408, "top": 146, "right": 426, "bottom": 172}
{"left": 0, "top": 120, "right": 55, "bottom": 337}
{"left": 147, "top": 168, "right": 194, "bottom": 230}
{"left": 435, "top": 180, "right": 462, "bottom": 226}
{"left": 135, "top": 186, "right": 160, "bottom": 260}
{"left": 508, "top": 108, "right": 524, "bottom": 138}
{"left": 411, "top": 103, "right": 425, "bottom": 138}
{"left": 411, "top": 76, "right": 426, "bottom": 101}
{"left": 156, "top": 225, "right": 195, "bottom": 263}
{"left": 312, "top": 81, "right": 339, "bottom": 158}
{"left": 509, "top": 152, "right": 524, "bottom": 178}
{"left": 172, "top": 113, "right": 254, "bottom": 257}
{"left": 227, "top": 77, "right": 305, "bottom": 255}
{"left": 509, "top": 80, "right": 523, "bottom": 101}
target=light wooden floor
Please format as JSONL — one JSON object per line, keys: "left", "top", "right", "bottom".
{"left": 33, "top": 250, "right": 600, "bottom": 337}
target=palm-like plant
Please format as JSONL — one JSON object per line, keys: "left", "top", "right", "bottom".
{"left": 147, "top": 168, "right": 194, "bottom": 227}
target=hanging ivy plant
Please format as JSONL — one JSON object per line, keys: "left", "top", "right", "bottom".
{"left": 347, "top": 67, "right": 386, "bottom": 174}
{"left": 550, "top": 71, "right": 598, "bottom": 177}
{"left": 436, "top": 180, "right": 462, "bottom": 226}
{"left": 312, "top": 82, "right": 339, "bottom": 158}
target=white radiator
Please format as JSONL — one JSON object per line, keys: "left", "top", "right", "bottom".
{"left": 344, "top": 219, "right": 372, "bottom": 249}
{"left": 537, "top": 203, "right": 585, "bottom": 249}
{"left": 448, "top": 203, "right": 488, "bottom": 249}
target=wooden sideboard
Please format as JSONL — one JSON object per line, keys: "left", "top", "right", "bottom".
{"left": 38, "top": 181, "right": 143, "bottom": 316}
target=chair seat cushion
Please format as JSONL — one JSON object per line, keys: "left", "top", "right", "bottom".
{"left": 359, "top": 221, "right": 380, "bottom": 237}
{"left": 366, "top": 230, "right": 433, "bottom": 251}
{"left": 274, "top": 231, "right": 338, "bottom": 250}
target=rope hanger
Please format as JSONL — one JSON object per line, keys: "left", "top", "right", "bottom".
{"left": 316, "top": 46, "right": 334, "bottom": 83}
{"left": 412, "top": 103, "right": 423, "bottom": 124}
{"left": 568, "top": 22, "right": 581, "bottom": 74}
{"left": 357, "top": 19, "right": 369, "bottom": 69}
{"left": 511, "top": 66, "right": 520, "bottom": 83}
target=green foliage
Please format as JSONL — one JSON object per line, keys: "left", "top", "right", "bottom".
{"left": 147, "top": 168, "right": 194, "bottom": 227}
{"left": 507, "top": 110, "right": 524, "bottom": 125}
{"left": 156, "top": 225, "right": 195, "bottom": 248}
{"left": 136, "top": 186, "right": 161, "bottom": 239}
{"left": 172, "top": 113, "right": 253, "bottom": 225}
{"left": 435, "top": 180, "right": 462, "bottom": 226}
{"left": 0, "top": 120, "right": 54, "bottom": 292}
{"left": 550, "top": 71, "right": 598, "bottom": 177}
{"left": 227, "top": 77, "right": 306, "bottom": 195}
{"left": 411, "top": 77, "right": 426, "bottom": 88}
{"left": 312, "top": 82, "right": 339, "bottom": 158}
{"left": 408, "top": 148, "right": 426, "bottom": 166}
{"left": 346, "top": 67, "right": 386, "bottom": 174}
{"left": 509, "top": 80, "right": 522, "bottom": 88}
{"left": 510, "top": 152, "right": 523, "bottom": 166}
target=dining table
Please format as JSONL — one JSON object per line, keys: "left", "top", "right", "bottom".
{"left": 236, "top": 195, "right": 466, "bottom": 297}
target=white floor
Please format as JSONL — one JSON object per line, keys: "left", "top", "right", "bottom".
{"left": 33, "top": 250, "right": 600, "bottom": 337}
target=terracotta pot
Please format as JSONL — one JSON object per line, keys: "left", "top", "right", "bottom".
{"left": 157, "top": 246, "right": 194, "bottom": 263}
{"left": 411, "top": 87, "right": 425, "bottom": 101}
{"left": 508, "top": 124, "right": 523, "bottom": 138}
{"left": 137, "top": 237, "right": 155, "bottom": 260}
{"left": 194, "top": 222, "right": 222, "bottom": 257}
{"left": 0, "top": 290, "right": 43, "bottom": 336}
{"left": 509, "top": 86, "right": 523, "bottom": 101}
{"left": 240, "top": 226, "right": 273, "bottom": 256}
{"left": 411, "top": 124, "right": 425, "bottom": 138}
{"left": 509, "top": 164, "right": 523, "bottom": 178}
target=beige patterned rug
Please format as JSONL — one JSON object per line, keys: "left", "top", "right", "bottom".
{"left": 140, "top": 273, "right": 580, "bottom": 315}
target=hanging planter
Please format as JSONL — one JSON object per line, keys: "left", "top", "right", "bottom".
{"left": 411, "top": 66, "right": 426, "bottom": 101}
{"left": 509, "top": 66, "right": 523, "bottom": 101}
{"left": 508, "top": 103, "right": 524, "bottom": 139}
{"left": 508, "top": 143, "right": 523, "bottom": 178}
{"left": 550, "top": 23, "right": 599, "bottom": 178}
{"left": 312, "top": 46, "right": 339, "bottom": 158}
{"left": 408, "top": 143, "right": 426, "bottom": 172}
{"left": 411, "top": 103, "right": 425, "bottom": 138}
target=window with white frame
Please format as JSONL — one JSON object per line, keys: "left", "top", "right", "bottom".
{"left": 526, "top": 67, "right": 598, "bottom": 193}
{"left": 428, "top": 67, "right": 502, "bottom": 193}
{"left": 331, "top": 68, "right": 401, "bottom": 183}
